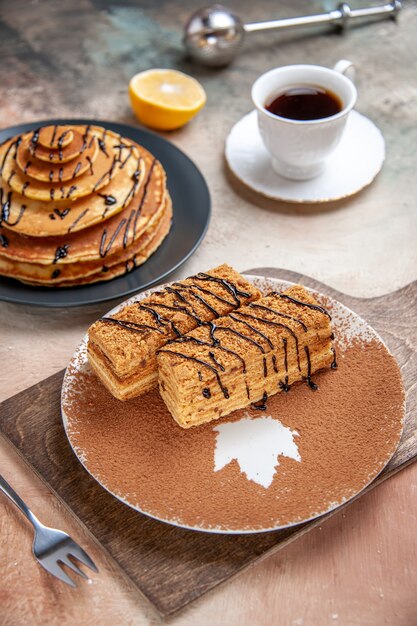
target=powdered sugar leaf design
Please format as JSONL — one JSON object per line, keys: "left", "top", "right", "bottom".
{"left": 213, "top": 415, "right": 301, "bottom": 488}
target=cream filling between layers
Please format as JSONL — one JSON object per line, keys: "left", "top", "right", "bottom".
{"left": 88, "top": 342, "right": 157, "bottom": 400}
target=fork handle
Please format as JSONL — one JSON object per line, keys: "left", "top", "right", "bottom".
{"left": 0, "top": 473, "right": 41, "bottom": 529}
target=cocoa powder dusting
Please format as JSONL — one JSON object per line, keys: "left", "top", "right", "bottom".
{"left": 64, "top": 338, "right": 404, "bottom": 531}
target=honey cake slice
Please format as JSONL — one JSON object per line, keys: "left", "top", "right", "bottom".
{"left": 157, "top": 285, "right": 336, "bottom": 428}
{"left": 87, "top": 264, "right": 261, "bottom": 400}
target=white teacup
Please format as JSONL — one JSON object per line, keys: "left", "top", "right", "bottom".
{"left": 251, "top": 61, "right": 357, "bottom": 180}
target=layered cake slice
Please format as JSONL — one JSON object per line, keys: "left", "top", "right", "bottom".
{"left": 87, "top": 264, "right": 261, "bottom": 400}
{"left": 157, "top": 285, "right": 336, "bottom": 428}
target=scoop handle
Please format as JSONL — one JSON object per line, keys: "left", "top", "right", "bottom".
{"left": 243, "top": 1, "right": 401, "bottom": 33}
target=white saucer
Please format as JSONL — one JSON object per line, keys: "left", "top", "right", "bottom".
{"left": 225, "top": 110, "right": 385, "bottom": 203}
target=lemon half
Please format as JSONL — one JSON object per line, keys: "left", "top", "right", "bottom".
{"left": 129, "top": 69, "right": 206, "bottom": 131}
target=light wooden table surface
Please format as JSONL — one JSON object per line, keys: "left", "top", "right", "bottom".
{"left": 1, "top": 1, "right": 417, "bottom": 624}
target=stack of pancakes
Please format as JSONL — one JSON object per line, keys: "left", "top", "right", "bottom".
{"left": 0, "top": 124, "right": 172, "bottom": 286}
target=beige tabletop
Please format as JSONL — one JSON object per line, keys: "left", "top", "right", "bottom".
{"left": 1, "top": 1, "right": 417, "bottom": 624}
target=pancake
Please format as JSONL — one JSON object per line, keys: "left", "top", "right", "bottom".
{"left": 32, "top": 127, "right": 90, "bottom": 163}
{"left": 0, "top": 143, "right": 152, "bottom": 238}
{"left": 0, "top": 196, "right": 172, "bottom": 286}
{"left": 0, "top": 155, "right": 165, "bottom": 263}
{"left": 45, "top": 210, "right": 172, "bottom": 287}
{"left": 16, "top": 134, "right": 99, "bottom": 182}
{"left": 1, "top": 127, "right": 140, "bottom": 201}
{"left": 36, "top": 125, "right": 75, "bottom": 149}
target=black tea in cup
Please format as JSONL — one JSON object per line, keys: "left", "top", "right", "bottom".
{"left": 266, "top": 85, "right": 342, "bottom": 121}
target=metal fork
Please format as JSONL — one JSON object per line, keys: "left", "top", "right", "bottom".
{"left": 0, "top": 473, "right": 98, "bottom": 587}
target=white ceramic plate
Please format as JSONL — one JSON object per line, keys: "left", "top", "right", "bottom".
{"left": 61, "top": 276, "right": 404, "bottom": 534}
{"left": 225, "top": 110, "right": 385, "bottom": 203}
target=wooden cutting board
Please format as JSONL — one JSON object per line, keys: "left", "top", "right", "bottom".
{"left": 0, "top": 268, "right": 416, "bottom": 617}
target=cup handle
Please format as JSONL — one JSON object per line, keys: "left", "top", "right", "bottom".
{"left": 333, "top": 59, "right": 355, "bottom": 82}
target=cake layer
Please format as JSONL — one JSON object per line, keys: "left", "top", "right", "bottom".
{"left": 87, "top": 265, "right": 262, "bottom": 399}
{"left": 157, "top": 285, "right": 335, "bottom": 428}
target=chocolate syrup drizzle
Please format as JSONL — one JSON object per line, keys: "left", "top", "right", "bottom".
{"left": 304, "top": 346, "right": 318, "bottom": 390}
{"left": 270, "top": 292, "right": 332, "bottom": 319}
{"left": 232, "top": 309, "right": 302, "bottom": 372}
{"left": 139, "top": 304, "right": 169, "bottom": 327}
{"left": 36, "top": 130, "right": 128, "bottom": 203}
{"left": 0, "top": 138, "right": 24, "bottom": 220}
{"left": 0, "top": 189, "right": 26, "bottom": 228}
{"left": 96, "top": 158, "right": 154, "bottom": 257}
{"left": 98, "top": 139, "right": 109, "bottom": 157}
{"left": 80, "top": 126, "right": 91, "bottom": 153}
{"left": 208, "top": 351, "right": 225, "bottom": 372}
{"left": 57, "top": 129, "right": 71, "bottom": 160}
{"left": 51, "top": 125, "right": 58, "bottom": 146}
{"left": 229, "top": 313, "right": 273, "bottom": 349}
{"left": 68, "top": 209, "right": 89, "bottom": 233}
{"left": 119, "top": 145, "right": 134, "bottom": 169}
{"left": 100, "top": 317, "right": 165, "bottom": 334}
{"left": 99, "top": 218, "right": 127, "bottom": 258}
{"left": 99, "top": 278, "right": 334, "bottom": 405}
{"left": 86, "top": 156, "right": 94, "bottom": 175}
{"left": 0, "top": 189, "right": 12, "bottom": 224}
{"left": 171, "top": 282, "right": 235, "bottom": 308}
{"left": 166, "top": 335, "right": 246, "bottom": 374}
{"left": 54, "top": 207, "right": 70, "bottom": 220}
{"left": 123, "top": 210, "right": 135, "bottom": 249}
{"left": 251, "top": 392, "right": 268, "bottom": 411}
{"left": 121, "top": 161, "right": 142, "bottom": 208}
{"left": 142, "top": 301, "right": 200, "bottom": 332}
{"left": 278, "top": 338, "right": 290, "bottom": 392}
{"left": 125, "top": 256, "right": 137, "bottom": 274}
{"left": 157, "top": 349, "right": 230, "bottom": 399}
{"left": 30, "top": 130, "right": 40, "bottom": 155}
{"left": 92, "top": 156, "right": 119, "bottom": 193}
{"left": 0, "top": 137, "right": 21, "bottom": 176}
{"left": 193, "top": 272, "right": 250, "bottom": 305}
{"left": 248, "top": 302, "right": 308, "bottom": 331}
{"left": 98, "top": 193, "right": 117, "bottom": 206}
{"left": 53, "top": 244, "right": 69, "bottom": 263}
{"left": 331, "top": 347, "right": 338, "bottom": 369}
{"left": 73, "top": 162, "right": 81, "bottom": 177}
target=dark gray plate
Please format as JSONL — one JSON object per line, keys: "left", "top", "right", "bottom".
{"left": 0, "top": 119, "right": 210, "bottom": 307}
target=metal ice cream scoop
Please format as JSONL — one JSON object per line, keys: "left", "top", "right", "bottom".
{"left": 184, "top": 1, "right": 401, "bottom": 67}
